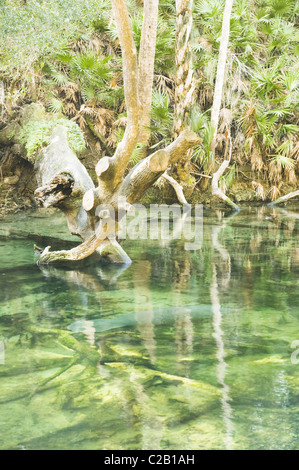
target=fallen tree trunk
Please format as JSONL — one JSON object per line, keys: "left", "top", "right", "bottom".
{"left": 269, "top": 190, "right": 299, "bottom": 206}
{"left": 38, "top": 129, "right": 200, "bottom": 264}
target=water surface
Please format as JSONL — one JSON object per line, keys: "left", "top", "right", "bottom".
{"left": 0, "top": 205, "right": 298, "bottom": 450}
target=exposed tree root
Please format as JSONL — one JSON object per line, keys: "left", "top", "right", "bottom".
{"left": 211, "top": 160, "right": 240, "bottom": 211}
{"left": 161, "top": 173, "right": 191, "bottom": 207}
{"left": 37, "top": 234, "right": 105, "bottom": 264}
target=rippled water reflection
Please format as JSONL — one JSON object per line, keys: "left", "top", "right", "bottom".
{"left": 0, "top": 205, "right": 298, "bottom": 450}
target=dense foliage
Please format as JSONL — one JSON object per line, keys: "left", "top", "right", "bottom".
{"left": 0, "top": 0, "right": 298, "bottom": 199}
{"left": 19, "top": 117, "right": 86, "bottom": 160}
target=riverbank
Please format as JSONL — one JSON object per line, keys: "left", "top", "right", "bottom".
{"left": 0, "top": 139, "right": 298, "bottom": 220}
{"left": 0, "top": 171, "right": 298, "bottom": 220}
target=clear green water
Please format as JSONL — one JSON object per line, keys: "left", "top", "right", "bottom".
{"left": 0, "top": 205, "right": 298, "bottom": 450}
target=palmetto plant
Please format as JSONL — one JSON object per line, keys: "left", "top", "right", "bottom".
{"left": 257, "top": 0, "right": 299, "bottom": 20}
{"left": 190, "top": 0, "right": 299, "bottom": 198}
{"left": 1, "top": 0, "right": 298, "bottom": 200}
{"left": 41, "top": 44, "right": 124, "bottom": 149}
{"left": 0, "top": 0, "right": 106, "bottom": 102}
{"left": 40, "top": 0, "right": 176, "bottom": 154}
{"left": 149, "top": 90, "right": 173, "bottom": 146}
{"left": 189, "top": 106, "right": 214, "bottom": 169}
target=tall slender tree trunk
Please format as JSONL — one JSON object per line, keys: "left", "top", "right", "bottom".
{"left": 172, "top": 0, "right": 196, "bottom": 187}
{"left": 210, "top": 0, "right": 234, "bottom": 152}
{"left": 108, "top": 0, "right": 141, "bottom": 188}
{"left": 138, "top": 0, "right": 159, "bottom": 150}
{"left": 209, "top": 0, "right": 239, "bottom": 211}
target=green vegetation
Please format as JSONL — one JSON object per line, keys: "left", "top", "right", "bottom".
{"left": 19, "top": 117, "right": 86, "bottom": 160}
{"left": 0, "top": 0, "right": 298, "bottom": 199}
{"left": 0, "top": 2, "right": 298, "bottom": 450}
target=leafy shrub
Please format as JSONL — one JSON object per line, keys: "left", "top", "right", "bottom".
{"left": 19, "top": 117, "right": 86, "bottom": 160}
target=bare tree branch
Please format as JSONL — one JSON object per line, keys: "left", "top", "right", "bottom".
{"left": 162, "top": 173, "right": 191, "bottom": 206}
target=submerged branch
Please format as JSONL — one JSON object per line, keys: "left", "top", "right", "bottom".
{"left": 37, "top": 220, "right": 117, "bottom": 264}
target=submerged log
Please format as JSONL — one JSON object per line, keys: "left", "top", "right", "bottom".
{"left": 38, "top": 234, "right": 103, "bottom": 264}
{"left": 37, "top": 219, "right": 119, "bottom": 264}
{"left": 98, "top": 238, "right": 132, "bottom": 265}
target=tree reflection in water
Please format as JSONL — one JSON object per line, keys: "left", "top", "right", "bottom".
{"left": 1, "top": 205, "right": 298, "bottom": 449}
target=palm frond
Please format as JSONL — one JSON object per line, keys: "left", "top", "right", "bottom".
{"left": 129, "top": 143, "right": 146, "bottom": 166}
{"left": 44, "top": 62, "right": 69, "bottom": 87}
{"left": 271, "top": 154, "right": 295, "bottom": 170}
{"left": 151, "top": 90, "right": 172, "bottom": 127}
{"left": 47, "top": 97, "right": 64, "bottom": 114}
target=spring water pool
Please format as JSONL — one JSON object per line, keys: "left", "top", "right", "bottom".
{"left": 0, "top": 205, "right": 298, "bottom": 450}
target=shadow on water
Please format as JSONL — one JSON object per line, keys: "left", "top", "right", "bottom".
{"left": 0, "top": 205, "right": 298, "bottom": 450}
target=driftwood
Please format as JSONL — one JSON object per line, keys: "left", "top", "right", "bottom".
{"left": 269, "top": 190, "right": 299, "bottom": 206}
